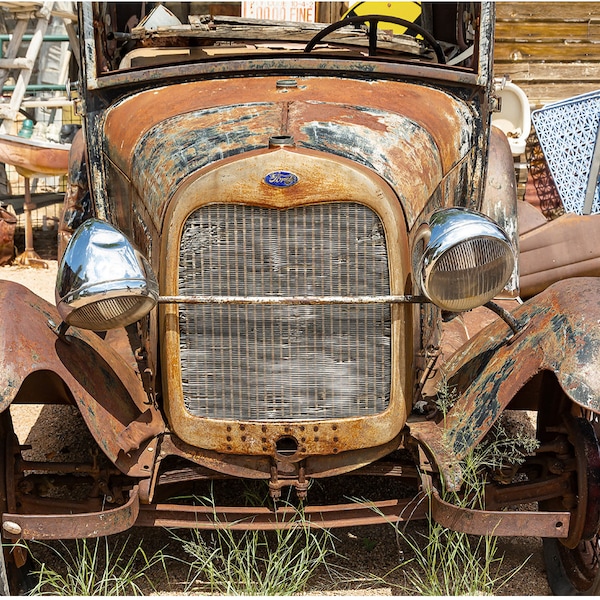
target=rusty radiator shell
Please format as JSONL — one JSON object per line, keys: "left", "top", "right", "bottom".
{"left": 160, "top": 148, "right": 414, "bottom": 458}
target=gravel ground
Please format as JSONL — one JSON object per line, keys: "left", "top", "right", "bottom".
{"left": 0, "top": 258, "right": 552, "bottom": 595}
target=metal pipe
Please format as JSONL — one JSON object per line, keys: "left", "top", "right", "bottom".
{"left": 0, "top": 35, "right": 69, "bottom": 42}
{"left": 0, "top": 34, "right": 69, "bottom": 59}
{"left": 2, "top": 84, "right": 66, "bottom": 92}
{"left": 484, "top": 300, "right": 522, "bottom": 334}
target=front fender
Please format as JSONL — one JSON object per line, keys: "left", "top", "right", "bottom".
{"left": 411, "top": 277, "right": 600, "bottom": 489}
{"left": 0, "top": 281, "right": 164, "bottom": 477}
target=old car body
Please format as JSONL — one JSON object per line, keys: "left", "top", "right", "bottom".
{"left": 1, "top": 2, "right": 600, "bottom": 595}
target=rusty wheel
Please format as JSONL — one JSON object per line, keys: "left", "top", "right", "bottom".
{"left": 542, "top": 412, "right": 600, "bottom": 595}
{"left": 0, "top": 410, "right": 31, "bottom": 595}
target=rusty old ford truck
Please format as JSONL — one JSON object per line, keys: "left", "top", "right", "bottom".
{"left": 1, "top": 2, "right": 600, "bottom": 594}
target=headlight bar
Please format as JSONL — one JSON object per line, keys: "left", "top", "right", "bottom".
{"left": 158, "top": 294, "right": 523, "bottom": 334}
{"left": 158, "top": 294, "right": 428, "bottom": 305}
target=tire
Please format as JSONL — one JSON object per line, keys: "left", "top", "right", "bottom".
{"left": 541, "top": 411, "right": 600, "bottom": 595}
{"left": 0, "top": 410, "right": 32, "bottom": 595}
{"left": 543, "top": 537, "right": 600, "bottom": 595}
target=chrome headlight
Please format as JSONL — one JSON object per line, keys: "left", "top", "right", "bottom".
{"left": 56, "top": 219, "right": 158, "bottom": 331}
{"left": 413, "top": 207, "right": 515, "bottom": 312}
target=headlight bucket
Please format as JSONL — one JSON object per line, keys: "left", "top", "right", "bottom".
{"left": 413, "top": 207, "right": 515, "bottom": 312}
{"left": 55, "top": 219, "right": 158, "bottom": 331}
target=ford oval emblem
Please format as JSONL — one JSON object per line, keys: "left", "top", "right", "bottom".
{"left": 264, "top": 171, "right": 299, "bottom": 188}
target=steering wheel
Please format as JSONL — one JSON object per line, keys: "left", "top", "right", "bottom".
{"left": 304, "top": 15, "right": 446, "bottom": 64}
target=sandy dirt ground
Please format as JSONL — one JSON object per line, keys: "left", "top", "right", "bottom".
{"left": 0, "top": 259, "right": 552, "bottom": 595}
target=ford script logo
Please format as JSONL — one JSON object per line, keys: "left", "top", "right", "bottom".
{"left": 264, "top": 171, "right": 299, "bottom": 188}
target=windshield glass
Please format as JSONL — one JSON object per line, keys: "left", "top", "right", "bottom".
{"left": 88, "top": 2, "right": 482, "bottom": 76}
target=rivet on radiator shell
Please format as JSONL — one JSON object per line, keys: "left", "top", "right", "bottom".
{"left": 3, "top": 521, "right": 22, "bottom": 536}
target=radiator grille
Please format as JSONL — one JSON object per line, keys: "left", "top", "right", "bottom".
{"left": 178, "top": 203, "right": 391, "bottom": 421}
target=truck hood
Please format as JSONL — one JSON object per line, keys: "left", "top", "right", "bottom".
{"left": 102, "top": 76, "right": 476, "bottom": 230}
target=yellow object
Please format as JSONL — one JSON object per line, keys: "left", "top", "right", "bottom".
{"left": 62, "top": 102, "right": 82, "bottom": 126}
{"left": 343, "top": 2, "right": 422, "bottom": 35}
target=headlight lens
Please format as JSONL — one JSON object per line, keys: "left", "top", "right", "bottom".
{"left": 56, "top": 219, "right": 158, "bottom": 330}
{"left": 413, "top": 208, "right": 515, "bottom": 312}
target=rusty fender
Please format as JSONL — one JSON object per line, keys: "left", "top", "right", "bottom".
{"left": 0, "top": 281, "right": 164, "bottom": 477}
{"left": 411, "top": 277, "right": 600, "bottom": 490}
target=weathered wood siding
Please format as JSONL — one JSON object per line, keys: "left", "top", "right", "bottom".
{"left": 494, "top": 2, "right": 600, "bottom": 108}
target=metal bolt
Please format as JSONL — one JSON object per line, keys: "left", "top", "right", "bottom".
{"left": 3, "top": 521, "right": 22, "bottom": 536}
{"left": 276, "top": 78, "right": 298, "bottom": 88}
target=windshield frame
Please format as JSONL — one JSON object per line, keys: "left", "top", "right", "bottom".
{"left": 79, "top": 3, "right": 495, "bottom": 92}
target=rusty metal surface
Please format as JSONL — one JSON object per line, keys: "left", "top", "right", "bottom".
{"left": 160, "top": 149, "right": 412, "bottom": 456}
{"left": 413, "top": 278, "right": 600, "bottom": 490}
{"left": 135, "top": 496, "right": 428, "bottom": 531}
{"left": 3, "top": 484, "right": 573, "bottom": 539}
{"left": 291, "top": 101, "right": 447, "bottom": 226}
{"left": 128, "top": 103, "right": 282, "bottom": 228}
{"left": 102, "top": 77, "right": 474, "bottom": 230}
{"left": 517, "top": 197, "right": 547, "bottom": 235}
{"left": 430, "top": 489, "right": 570, "bottom": 538}
{"left": 5, "top": 488, "right": 427, "bottom": 538}
{"left": 554, "top": 415, "right": 600, "bottom": 548}
{"left": 156, "top": 433, "right": 406, "bottom": 491}
{"left": 87, "top": 53, "right": 482, "bottom": 94}
{"left": 6, "top": 0, "right": 586, "bottom": 549}
{"left": 485, "top": 473, "right": 573, "bottom": 510}
{"left": 2, "top": 487, "right": 140, "bottom": 540}
{"left": 0, "top": 281, "right": 163, "bottom": 477}
{"left": 151, "top": 458, "right": 418, "bottom": 490}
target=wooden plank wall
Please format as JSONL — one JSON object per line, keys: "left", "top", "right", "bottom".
{"left": 494, "top": 2, "right": 600, "bottom": 109}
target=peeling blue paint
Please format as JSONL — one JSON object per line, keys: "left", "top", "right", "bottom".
{"left": 130, "top": 103, "right": 282, "bottom": 222}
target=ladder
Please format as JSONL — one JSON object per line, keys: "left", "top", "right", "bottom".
{"left": 0, "top": 1, "right": 76, "bottom": 122}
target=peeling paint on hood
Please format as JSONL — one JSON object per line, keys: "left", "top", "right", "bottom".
{"left": 102, "top": 76, "right": 475, "bottom": 229}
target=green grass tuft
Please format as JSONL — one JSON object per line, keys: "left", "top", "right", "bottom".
{"left": 170, "top": 504, "right": 338, "bottom": 595}
{"left": 25, "top": 536, "right": 167, "bottom": 596}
